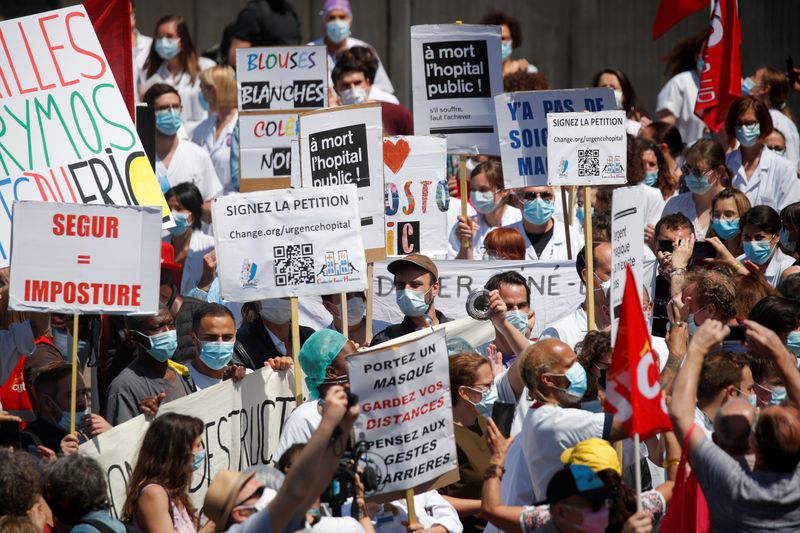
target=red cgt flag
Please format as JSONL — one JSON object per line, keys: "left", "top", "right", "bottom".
{"left": 604, "top": 265, "right": 671, "bottom": 440}
{"left": 652, "top": 0, "right": 710, "bottom": 40}
{"left": 83, "top": 0, "right": 134, "bottom": 120}
{"left": 694, "top": 0, "right": 742, "bottom": 132}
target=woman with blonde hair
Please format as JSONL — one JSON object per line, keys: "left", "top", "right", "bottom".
{"left": 706, "top": 187, "right": 751, "bottom": 258}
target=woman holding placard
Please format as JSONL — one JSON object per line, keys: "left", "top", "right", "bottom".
{"left": 164, "top": 183, "right": 215, "bottom": 296}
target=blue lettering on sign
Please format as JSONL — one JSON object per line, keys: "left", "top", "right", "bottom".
{"left": 517, "top": 156, "right": 547, "bottom": 177}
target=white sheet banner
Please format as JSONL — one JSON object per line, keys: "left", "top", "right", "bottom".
{"left": 239, "top": 112, "right": 299, "bottom": 180}
{"left": 411, "top": 24, "right": 503, "bottom": 155}
{"left": 547, "top": 110, "right": 628, "bottom": 186}
{"left": 348, "top": 328, "right": 458, "bottom": 495}
{"left": 384, "top": 136, "right": 449, "bottom": 257}
{"left": 300, "top": 104, "right": 386, "bottom": 260}
{"left": 0, "top": 6, "right": 170, "bottom": 267}
{"left": 495, "top": 88, "right": 616, "bottom": 188}
{"left": 213, "top": 185, "right": 368, "bottom": 300}
{"left": 79, "top": 368, "right": 297, "bottom": 518}
{"left": 9, "top": 202, "right": 161, "bottom": 314}
{"left": 236, "top": 46, "right": 327, "bottom": 111}
{"left": 610, "top": 187, "right": 645, "bottom": 343}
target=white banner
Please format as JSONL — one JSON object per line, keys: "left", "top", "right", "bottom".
{"left": 547, "top": 110, "right": 628, "bottom": 186}
{"left": 79, "top": 368, "right": 297, "bottom": 518}
{"left": 384, "top": 136, "right": 449, "bottom": 257}
{"left": 236, "top": 46, "right": 327, "bottom": 111}
{"left": 610, "top": 187, "right": 645, "bottom": 343}
{"left": 299, "top": 104, "right": 386, "bottom": 259}
{"left": 495, "top": 88, "right": 616, "bottom": 189}
{"left": 9, "top": 202, "right": 161, "bottom": 314}
{"left": 348, "top": 329, "right": 458, "bottom": 495}
{"left": 0, "top": 6, "right": 170, "bottom": 267}
{"left": 213, "top": 185, "right": 368, "bottom": 301}
{"left": 410, "top": 24, "right": 503, "bottom": 155}
{"left": 239, "top": 112, "right": 299, "bottom": 181}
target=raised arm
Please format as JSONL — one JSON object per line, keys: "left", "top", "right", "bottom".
{"left": 743, "top": 319, "right": 800, "bottom": 407}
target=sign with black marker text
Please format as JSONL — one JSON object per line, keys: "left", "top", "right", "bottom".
{"left": 610, "top": 187, "right": 645, "bottom": 343}
{"left": 239, "top": 111, "right": 299, "bottom": 184}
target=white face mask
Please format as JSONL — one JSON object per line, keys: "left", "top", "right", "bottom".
{"left": 339, "top": 87, "right": 368, "bottom": 105}
{"left": 260, "top": 298, "right": 292, "bottom": 324}
{"left": 614, "top": 89, "right": 624, "bottom": 109}
{"left": 336, "top": 298, "right": 366, "bottom": 327}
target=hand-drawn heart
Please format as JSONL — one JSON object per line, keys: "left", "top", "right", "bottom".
{"left": 384, "top": 138, "right": 411, "bottom": 174}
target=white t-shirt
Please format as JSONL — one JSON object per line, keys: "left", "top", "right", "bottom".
{"left": 769, "top": 109, "right": 800, "bottom": 172}
{"left": 539, "top": 305, "right": 588, "bottom": 351}
{"left": 155, "top": 139, "right": 223, "bottom": 201}
{"left": 522, "top": 403, "right": 610, "bottom": 500}
{"left": 694, "top": 405, "right": 714, "bottom": 438}
{"left": 347, "top": 490, "right": 462, "bottom": 533}
{"left": 275, "top": 399, "right": 322, "bottom": 459}
{"left": 656, "top": 70, "right": 706, "bottom": 146}
{"left": 188, "top": 362, "right": 221, "bottom": 390}
{"left": 727, "top": 144, "right": 800, "bottom": 212}
{"left": 446, "top": 205, "right": 522, "bottom": 259}
{"left": 313, "top": 516, "right": 365, "bottom": 533}
{"left": 662, "top": 191, "right": 706, "bottom": 239}
{"left": 191, "top": 112, "right": 238, "bottom": 194}
{"left": 628, "top": 183, "right": 666, "bottom": 226}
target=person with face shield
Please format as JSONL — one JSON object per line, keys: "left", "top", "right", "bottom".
{"left": 235, "top": 298, "right": 311, "bottom": 371}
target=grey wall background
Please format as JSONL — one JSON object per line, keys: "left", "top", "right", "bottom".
{"left": 67, "top": 0, "right": 800, "bottom": 116}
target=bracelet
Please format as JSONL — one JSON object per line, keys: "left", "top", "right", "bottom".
{"left": 483, "top": 464, "right": 505, "bottom": 480}
{"left": 663, "top": 458, "right": 681, "bottom": 469}
{"left": 671, "top": 268, "right": 687, "bottom": 278}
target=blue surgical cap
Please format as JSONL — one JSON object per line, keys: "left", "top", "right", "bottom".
{"left": 298, "top": 329, "right": 348, "bottom": 398}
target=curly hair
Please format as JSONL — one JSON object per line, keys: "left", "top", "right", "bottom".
{"left": 44, "top": 455, "right": 110, "bottom": 526}
{"left": 688, "top": 271, "right": 737, "bottom": 321}
{"left": 575, "top": 330, "right": 611, "bottom": 369}
{"left": 0, "top": 450, "right": 40, "bottom": 517}
{"left": 503, "top": 71, "right": 549, "bottom": 92}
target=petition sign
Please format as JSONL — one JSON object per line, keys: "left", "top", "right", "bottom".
{"left": 0, "top": 6, "right": 170, "bottom": 266}
{"left": 411, "top": 25, "right": 503, "bottom": 154}
{"left": 9, "top": 202, "right": 161, "bottom": 314}
{"left": 213, "top": 185, "right": 368, "bottom": 301}
{"left": 495, "top": 88, "right": 616, "bottom": 188}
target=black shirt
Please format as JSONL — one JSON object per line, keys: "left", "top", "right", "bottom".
{"left": 230, "top": 0, "right": 301, "bottom": 46}
{"left": 235, "top": 319, "right": 315, "bottom": 370}
{"left": 370, "top": 310, "right": 451, "bottom": 346}
{"left": 526, "top": 227, "right": 554, "bottom": 257}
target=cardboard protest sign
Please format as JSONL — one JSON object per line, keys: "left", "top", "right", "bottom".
{"left": 495, "top": 88, "right": 617, "bottom": 188}
{"left": 411, "top": 24, "right": 503, "bottom": 155}
{"left": 236, "top": 46, "right": 327, "bottom": 111}
{"left": 610, "top": 187, "right": 645, "bottom": 343}
{"left": 547, "top": 110, "right": 628, "bottom": 186}
{"left": 213, "top": 185, "right": 368, "bottom": 301}
{"left": 384, "top": 136, "right": 449, "bottom": 257}
{"left": 80, "top": 367, "right": 297, "bottom": 518}
{"left": 299, "top": 104, "right": 386, "bottom": 261}
{"left": 8, "top": 202, "right": 161, "bottom": 314}
{"left": 239, "top": 111, "right": 299, "bottom": 191}
{"left": 0, "top": 6, "right": 170, "bottom": 267}
{"left": 348, "top": 328, "right": 458, "bottom": 497}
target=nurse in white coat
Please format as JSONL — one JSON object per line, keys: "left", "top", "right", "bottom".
{"left": 503, "top": 186, "right": 583, "bottom": 261}
{"left": 725, "top": 96, "right": 800, "bottom": 212}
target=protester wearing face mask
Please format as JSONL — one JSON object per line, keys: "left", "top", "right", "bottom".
{"left": 187, "top": 304, "right": 247, "bottom": 391}
{"left": 320, "top": 292, "right": 382, "bottom": 347}
{"left": 121, "top": 413, "right": 205, "bottom": 532}
{"left": 706, "top": 187, "right": 751, "bottom": 258}
{"left": 139, "top": 15, "right": 215, "bottom": 135}
{"left": 165, "top": 184, "right": 214, "bottom": 297}
{"left": 765, "top": 127, "right": 789, "bottom": 160}
{"left": 144, "top": 84, "right": 222, "bottom": 226}
{"left": 479, "top": 10, "right": 538, "bottom": 77}
{"left": 748, "top": 295, "right": 800, "bottom": 360}
{"left": 235, "top": 298, "right": 311, "bottom": 371}
{"left": 749, "top": 355, "right": 788, "bottom": 408}
{"left": 628, "top": 137, "right": 667, "bottom": 246}
{"left": 726, "top": 96, "right": 800, "bottom": 211}
{"left": 739, "top": 206, "right": 800, "bottom": 287}
{"left": 105, "top": 307, "right": 193, "bottom": 425}
{"left": 593, "top": 68, "right": 650, "bottom": 136}
{"left": 371, "top": 255, "right": 449, "bottom": 345}
{"left": 639, "top": 121, "right": 684, "bottom": 200}
{"left": 505, "top": 186, "right": 583, "bottom": 261}
{"left": 692, "top": 351, "right": 756, "bottom": 438}
{"left": 450, "top": 160, "right": 521, "bottom": 259}
{"left": 310, "top": 0, "right": 394, "bottom": 97}
{"left": 670, "top": 271, "right": 738, "bottom": 343}
{"left": 780, "top": 201, "right": 800, "bottom": 259}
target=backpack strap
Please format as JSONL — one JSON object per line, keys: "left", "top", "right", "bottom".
{"left": 76, "top": 518, "right": 116, "bottom": 533}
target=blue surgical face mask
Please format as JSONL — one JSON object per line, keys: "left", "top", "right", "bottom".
{"left": 155, "top": 108, "right": 183, "bottom": 136}
{"left": 684, "top": 172, "right": 715, "bottom": 195}
{"left": 470, "top": 190, "right": 496, "bottom": 214}
{"left": 757, "top": 382, "right": 787, "bottom": 406}
{"left": 155, "top": 37, "right": 181, "bottom": 60}
{"left": 464, "top": 384, "right": 498, "bottom": 418}
{"left": 168, "top": 211, "right": 191, "bottom": 236}
{"left": 644, "top": 170, "right": 658, "bottom": 187}
{"left": 198, "top": 91, "right": 209, "bottom": 111}
{"left": 505, "top": 310, "right": 528, "bottom": 335}
{"left": 735, "top": 387, "right": 758, "bottom": 408}
{"left": 199, "top": 341, "right": 235, "bottom": 370}
{"left": 501, "top": 40, "right": 513, "bottom": 61}
{"left": 523, "top": 198, "right": 555, "bottom": 225}
{"left": 741, "top": 77, "right": 755, "bottom": 96}
{"left": 786, "top": 331, "right": 800, "bottom": 356}
{"left": 396, "top": 288, "right": 431, "bottom": 317}
{"left": 325, "top": 19, "right": 350, "bottom": 44}
{"left": 743, "top": 239, "right": 775, "bottom": 265}
{"left": 192, "top": 449, "right": 205, "bottom": 471}
{"left": 56, "top": 409, "right": 87, "bottom": 434}
{"left": 146, "top": 329, "right": 178, "bottom": 362}
{"left": 780, "top": 228, "right": 797, "bottom": 252}
{"left": 711, "top": 218, "right": 741, "bottom": 240}
{"left": 736, "top": 124, "right": 761, "bottom": 147}
{"left": 551, "top": 361, "right": 588, "bottom": 401}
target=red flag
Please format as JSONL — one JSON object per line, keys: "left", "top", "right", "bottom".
{"left": 604, "top": 265, "right": 671, "bottom": 440}
{"left": 83, "top": 0, "right": 134, "bottom": 120}
{"left": 652, "top": 0, "right": 710, "bottom": 40}
{"left": 694, "top": 0, "right": 742, "bottom": 132}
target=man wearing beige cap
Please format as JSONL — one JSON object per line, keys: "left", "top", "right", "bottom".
{"left": 371, "top": 254, "right": 451, "bottom": 346}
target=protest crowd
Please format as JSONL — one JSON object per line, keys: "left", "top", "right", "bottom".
{"left": 2, "top": 0, "right": 800, "bottom": 532}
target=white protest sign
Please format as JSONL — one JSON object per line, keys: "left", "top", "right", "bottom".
{"left": 410, "top": 24, "right": 503, "bottom": 155}
{"left": 495, "top": 88, "right": 617, "bottom": 188}
{"left": 9, "top": 202, "right": 161, "bottom": 314}
{"left": 610, "top": 187, "right": 645, "bottom": 342}
{"left": 236, "top": 46, "right": 327, "bottom": 111}
{"left": 384, "top": 136, "right": 449, "bottom": 257}
{"left": 290, "top": 139, "right": 301, "bottom": 188}
{"left": 239, "top": 112, "right": 299, "bottom": 189}
{"left": 299, "top": 104, "right": 386, "bottom": 261}
{"left": 547, "top": 110, "right": 627, "bottom": 186}
{"left": 348, "top": 328, "right": 458, "bottom": 496}
{"left": 0, "top": 6, "right": 171, "bottom": 267}
{"left": 213, "top": 185, "right": 368, "bottom": 301}
{"left": 80, "top": 367, "right": 297, "bottom": 518}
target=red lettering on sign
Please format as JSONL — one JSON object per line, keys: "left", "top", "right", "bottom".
{"left": 51, "top": 214, "right": 119, "bottom": 238}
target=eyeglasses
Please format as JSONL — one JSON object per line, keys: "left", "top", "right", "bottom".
{"left": 235, "top": 485, "right": 265, "bottom": 508}
{"left": 516, "top": 191, "right": 554, "bottom": 202}
{"left": 154, "top": 104, "right": 182, "bottom": 113}
{"left": 680, "top": 164, "right": 713, "bottom": 177}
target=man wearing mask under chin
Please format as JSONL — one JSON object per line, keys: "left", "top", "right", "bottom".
{"left": 235, "top": 297, "right": 309, "bottom": 371}
{"left": 371, "top": 254, "right": 449, "bottom": 346}
{"left": 504, "top": 186, "right": 583, "bottom": 261}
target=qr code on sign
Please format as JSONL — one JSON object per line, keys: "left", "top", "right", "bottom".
{"left": 274, "top": 244, "right": 315, "bottom": 286}
{"left": 578, "top": 149, "right": 600, "bottom": 177}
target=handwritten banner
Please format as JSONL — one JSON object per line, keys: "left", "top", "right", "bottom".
{"left": 239, "top": 111, "right": 299, "bottom": 186}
